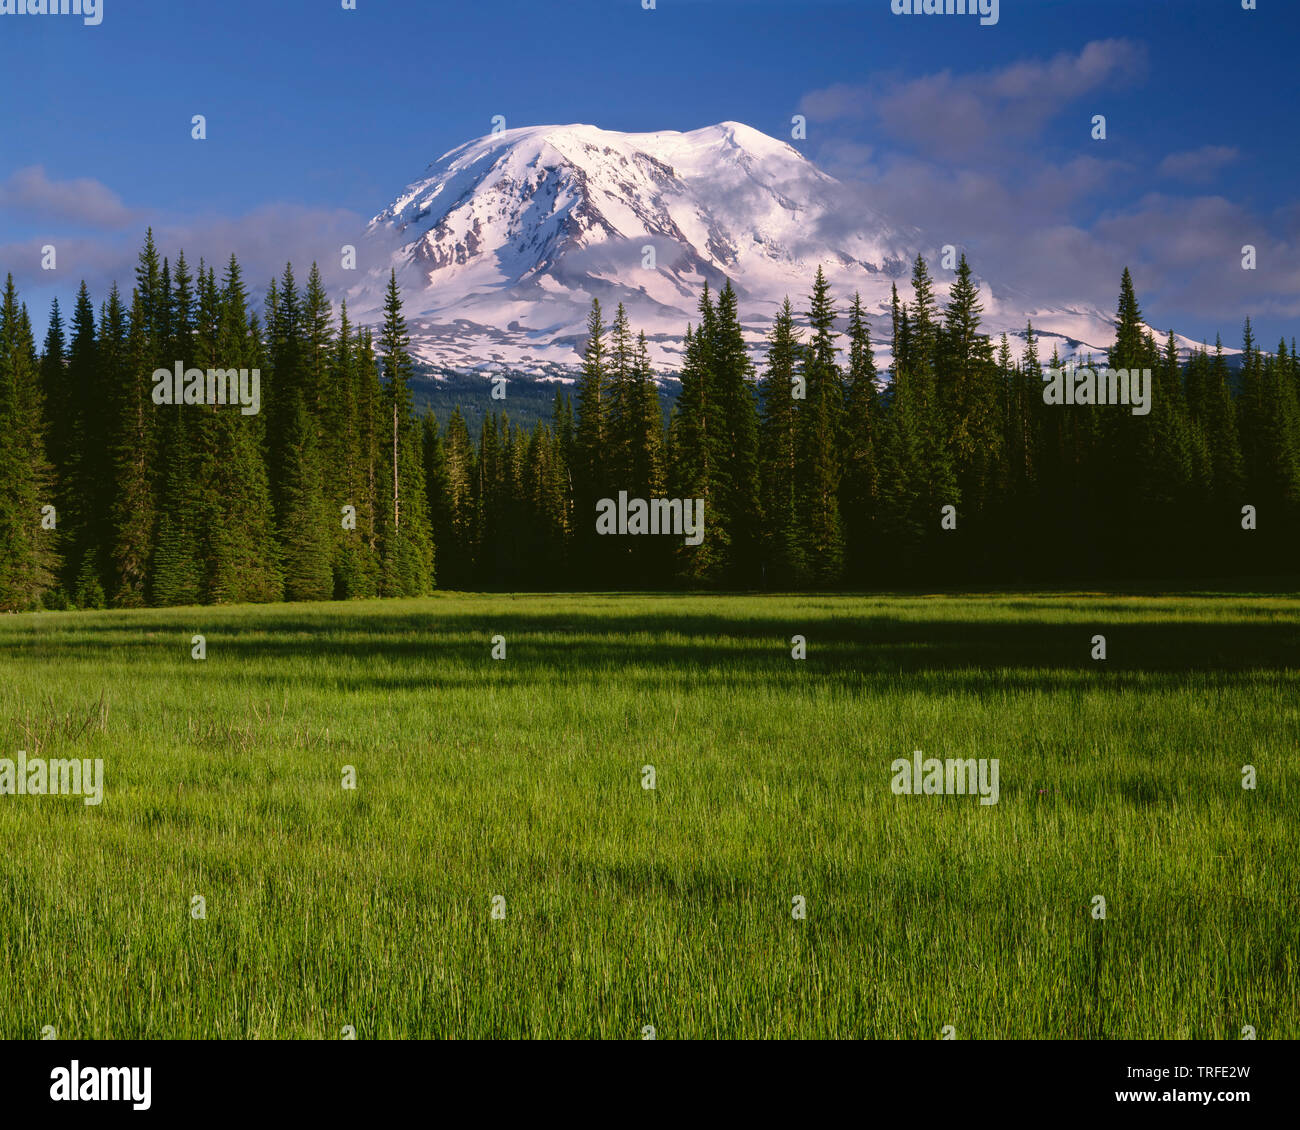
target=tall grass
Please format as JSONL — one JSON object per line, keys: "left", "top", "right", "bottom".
{"left": 0, "top": 591, "right": 1295, "bottom": 1038}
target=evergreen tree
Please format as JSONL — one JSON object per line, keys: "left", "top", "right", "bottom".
{"left": 840, "top": 292, "right": 880, "bottom": 583}
{"left": 605, "top": 303, "right": 645, "bottom": 492}
{"left": 908, "top": 254, "right": 940, "bottom": 375}
{"left": 793, "top": 269, "right": 845, "bottom": 584}
{"left": 64, "top": 282, "right": 104, "bottom": 604}
{"left": 172, "top": 251, "right": 195, "bottom": 358}
{"left": 100, "top": 287, "right": 155, "bottom": 605}
{"left": 422, "top": 413, "right": 457, "bottom": 586}
{"left": 376, "top": 271, "right": 434, "bottom": 595}
{"left": 573, "top": 298, "right": 610, "bottom": 582}
{"left": 443, "top": 408, "right": 477, "bottom": 583}
{"left": 550, "top": 385, "right": 575, "bottom": 572}
{"left": 711, "top": 281, "right": 760, "bottom": 583}
{"left": 354, "top": 327, "right": 383, "bottom": 594}
{"left": 151, "top": 248, "right": 204, "bottom": 606}
{"left": 39, "top": 299, "right": 68, "bottom": 470}
{"left": 1203, "top": 336, "right": 1245, "bottom": 500}
{"left": 134, "top": 228, "right": 163, "bottom": 342}
{"left": 266, "top": 263, "right": 303, "bottom": 525}
{"left": 328, "top": 300, "right": 367, "bottom": 598}
{"left": 671, "top": 287, "right": 726, "bottom": 582}
{"left": 476, "top": 412, "right": 505, "bottom": 582}
{"left": 877, "top": 260, "right": 957, "bottom": 578}
{"left": 0, "top": 278, "right": 58, "bottom": 608}
{"left": 16, "top": 238, "right": 1300, "bottom": 604}
{"left": 279, "top": 395, "right": 334, "bottom": 601}
{"left": 38, "top": 299, "right": 70, "bottom": 593}
{"left": 757, "top": 298, "right": 805, "bottom": 585}
{"left": 940, "top": 254, "right": 1001, "bottom": 512}
{"left": 197, "top": 255, "right": 282, "bottom": 603}
{"left": 302, "top": 263, "right": 333, "bottom": 425}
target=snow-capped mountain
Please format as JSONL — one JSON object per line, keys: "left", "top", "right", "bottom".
{"left": 349, "top": 121, "right": 1208, "bottom": 378}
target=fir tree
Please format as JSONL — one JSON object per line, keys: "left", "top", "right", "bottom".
{"left": 63, "top": 282, "right": 103, "bottom": 603}
{"left": 840, "top": 292, "right": 880, "bottom": 583}
{"left": 757, "top": 298, "right": 805, "bottom": 586}
{"left": 422, "top": 413, "right": 457, "bottom": 587}
{"left": 941, "top": 253, "right": 1001, "bottom": 520}
{"left": 151, "top": 248, "right": 203, "bottom": 606}
{"left": 0, "top": 277, "right": 58, "bottom": 607}
{"left": 104, "top": 287, "right": 156, "bottom": 605}
{"left": 712, "top": 281, "right": 760, "bottom": 583}
{"left": 573, "top": 298, "right": 610, "bottom": 581}
{"left": 279, "top": 395, "right": 334, "bottom": 601}
{"left": 794, "top": 269, "right": 844, "bottom": 585}
{"left": 444, "top": 408, "right": 477, "bottom": 583}
{"left": 376, "top": 271, "right": 434, "bottom": 595}
{"left": 198, "top": 255, "right": 282, "bottom": 603}
{"left": 38, "top": 299, "right": 70, "bottom": 592}
{"left": 671, "top": 287, "right": 726, "bottom": 582}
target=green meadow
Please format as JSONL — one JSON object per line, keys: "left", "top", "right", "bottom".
{"left": 0, "top": 591, "right": 1296, "bottom": 1039}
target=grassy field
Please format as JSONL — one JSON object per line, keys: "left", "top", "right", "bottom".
{"left": 1, "top": 590, "right": 1297, "bottom": 1039}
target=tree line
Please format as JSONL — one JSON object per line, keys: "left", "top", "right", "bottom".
{"left": 1, "top": 231, "right": 1297, "bottom": 610}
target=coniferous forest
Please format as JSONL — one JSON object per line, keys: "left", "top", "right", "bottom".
{"left": 2, "top": 230, "right": 1298, "bottom": 611}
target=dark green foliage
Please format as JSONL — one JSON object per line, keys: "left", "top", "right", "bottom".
{"left": 840, "top": 293, "right": 880, "bottom": 583}
{"left": 787, "top": 267, "right": 846, "bottom": 585}
{"left": 876, "top": 256, "right": 958, "bottom": 579}
{"left": 757, "top": 299, "right": 805, "bottom": 586}
{"left": 199, "top": 257, "right": 283, "bottom": 604}
{"left": 711, "top": 282, "right": 761, "bottom": 585}
{"left": 668, "top": 290, "right": 726, "bottom": 583}
{"left": 0, "top": 277, "right": 58, "bottom": 608}
{"left": 279, "top": 396, "right": 334, "bottom": 601}
{"left": 572, "top": 299, "right": 611, "bottom": 584}
{"left": 376, "top": 271, "right": 435, "bottom": 596}
{"left": 4, "top": 236, "right": 1298, "bottom": 608}
{"left": 106, "top": 287, "right": 155, "bottom": 606}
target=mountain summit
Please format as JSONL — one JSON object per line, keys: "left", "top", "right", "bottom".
{"left": 351, "top": 122, "right": 1157, "bottom": 375}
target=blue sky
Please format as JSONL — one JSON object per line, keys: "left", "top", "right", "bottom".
{"left": 2, "top": 0, "right": 1297, "bottom": 349}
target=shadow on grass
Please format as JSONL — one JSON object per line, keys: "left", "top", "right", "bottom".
{"left": 3, "top": 602, "right": 1299, "bottom": 681}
